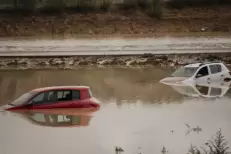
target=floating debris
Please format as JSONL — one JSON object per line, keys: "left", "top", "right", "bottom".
{"left": 185, "top": 123, "right": 202, "bottom": 135}
{"left": 170, "top": 130, "right": 175, "bottom": 133}
{"left": 161, "top": 146, "right": 168, "bottom": 154}
{"left": 115, "top": 146, "right": 124, "bottom": 154}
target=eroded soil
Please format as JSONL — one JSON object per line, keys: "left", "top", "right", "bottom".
{"left": 0, "top": 6, "right": 231, "bottom": 38}
{"left": 0, "top": 53, "right": 231, "bottom": 69}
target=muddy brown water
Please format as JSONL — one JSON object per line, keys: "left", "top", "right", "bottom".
{"left": 0, "top": 67, "right": 231, "bottom": 154}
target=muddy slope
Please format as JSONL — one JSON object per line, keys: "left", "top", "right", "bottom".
{"left": 0, "top": 6, "right": 231, "bottom": 38}
{"left": 0, "top": 53, "right": 231, "bottom": 69}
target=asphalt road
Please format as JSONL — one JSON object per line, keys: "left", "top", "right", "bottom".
{"left": 1, "top": 37, "right": 231, "bottom": 56}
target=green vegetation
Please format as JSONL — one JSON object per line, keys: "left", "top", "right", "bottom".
{"left": 99, "top": 0, "right": 112, "bottom": 11}
{"left": 61, "top": 0, "right": 113, "bottom": 12}
{"left": 118, "top": 0, "right": 163, "bottom": 18}
{"left": 146, "top": 0, "right": 163, "bottom": 19}
{"left": 0, "top": 0, "right": 231, "bottom": 18}
{"left": 166, "top": 0, "right": 231, "bottom": 9}
{"left": 0, "top": 0, "right": 163, "bottom": 18}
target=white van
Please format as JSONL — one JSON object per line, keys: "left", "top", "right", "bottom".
{"left": 160, "top": 62, "right": 231, "bottom": 85}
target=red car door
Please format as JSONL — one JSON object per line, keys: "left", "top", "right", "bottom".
{"left": 71, "top": 90, "right": 88, "bottom": 108}
{"left": 72, "top": 100, "right": 84, "bottom": 108}
{"left": 72, "top": 99, "right": 95, "bottom": 108}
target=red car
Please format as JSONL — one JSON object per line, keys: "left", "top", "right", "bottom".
{"left": 3, "top": 86, "right": 101, "bottom": 110}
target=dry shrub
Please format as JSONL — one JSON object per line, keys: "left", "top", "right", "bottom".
{"left": 188, "top": 129, "right": 231, "bottom": 154}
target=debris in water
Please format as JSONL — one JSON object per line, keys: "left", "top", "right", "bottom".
{"left": 185, "top": 123, "right": 190, "bottom": 128}
{"left": 138, "top": 146, "right": 142, "bottom": 154}
{"left": 115, "top": 146, "right": 124, "bottom": 154}
{"left": 161, "top": 146, "right": 168, "bottom": 154}
{"left": 185, "top": 124, "right": 202, "bottom": 135}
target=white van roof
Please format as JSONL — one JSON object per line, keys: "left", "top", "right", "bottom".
{"left": 184, "top": 62, "right": 224, "bottom": 68}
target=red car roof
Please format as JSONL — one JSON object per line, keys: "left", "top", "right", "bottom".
{"left": 32, "top": 86, "right": 90, "bottom": 93}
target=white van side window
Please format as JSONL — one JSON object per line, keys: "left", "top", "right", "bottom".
{"left": 196, "top": 66, "right": 209, "bottom": 78}
{"left": 209, "top": 64, "right": 222, "bottom": 74}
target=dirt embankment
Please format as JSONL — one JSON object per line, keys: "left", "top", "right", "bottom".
{"left": 0, "top": 53, "right": 231, "bottom": 69}
{"left": 0, "top": 6, "right": 231, "bottom": 38}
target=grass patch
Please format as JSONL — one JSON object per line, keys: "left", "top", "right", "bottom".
{"left": 166, "top": 0, "right": 231, "bottom": 9}
{"left": 0, "top": 0, "right": 113, "bottom": 14}
{"left": 0, "top": 0, "right": 162, "bottom": 18}
{"left": 118, "top": 0, "right": 163, "bottom": 18}
{"left": 38, "top": 0, "right": 113, "bottom": 13}
{"left": 98, "top": 0, "right": 113, "bottom": 11}
{"left": 146, "top": 0, "right": 163, "bottom": 19}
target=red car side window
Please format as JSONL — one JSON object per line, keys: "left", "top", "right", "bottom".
{"left": 72, "top": 90, "right": 80, "bottom": 100}
{"left": 32, "top": 90, "right": 73, "bottom": 105}
{"left": 57, "top": 90, "right": 72, "bottom": 101}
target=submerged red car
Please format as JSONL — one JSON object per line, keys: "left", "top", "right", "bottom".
{"left": 3, "top": 86, "right": 101, "bottom": 110}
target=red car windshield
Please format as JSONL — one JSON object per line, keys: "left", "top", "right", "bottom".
{"left": 9, "top": 91, "right": 37, "bottom": 106}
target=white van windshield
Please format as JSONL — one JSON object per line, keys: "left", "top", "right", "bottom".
{"left": 171, "top": 67, "right": 199, "bottom": 77}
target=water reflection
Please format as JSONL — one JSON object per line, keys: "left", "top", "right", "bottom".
{"left": 161, "top": 80, "right": 231, "bottom": 98}
{"left": 12, "top": 108, "right": 98, "bottom": 127}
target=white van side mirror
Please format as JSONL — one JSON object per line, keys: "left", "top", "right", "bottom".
{"left": 196, "top": 74, "right": 202, "bottom": 78}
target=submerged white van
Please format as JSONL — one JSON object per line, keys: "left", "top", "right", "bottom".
{"left": 160, "top": 62, "right": 231, "bottom": 85}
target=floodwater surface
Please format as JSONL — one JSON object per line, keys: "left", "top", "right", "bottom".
{"left": 0, "top": 67, "right": 231, "bottom": 154}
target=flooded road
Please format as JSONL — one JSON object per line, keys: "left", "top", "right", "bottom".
{"left": 1, "top": 37, "right": 231, "bottom": 56}
{"left": 0, "top": 67, "right": 231, "bottom": 154}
